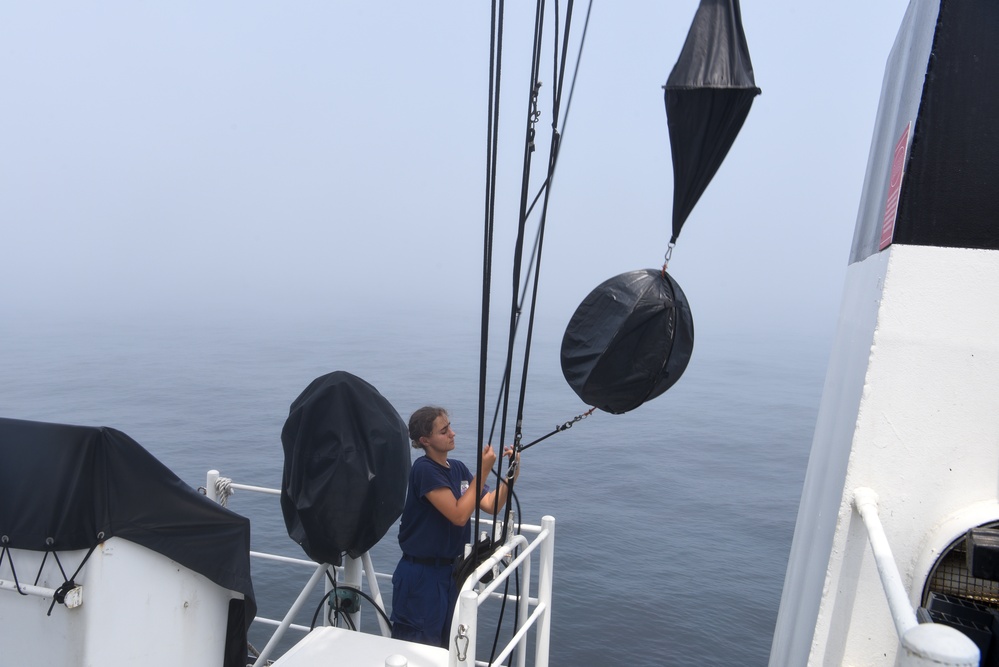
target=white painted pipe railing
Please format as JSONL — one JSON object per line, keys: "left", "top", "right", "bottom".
{"left": 450, "top": 515, "right": 555, "bottom": 667}
{"left": 853, "top": 488, "right": 919, "bottom": 638}
{"left": 536, "top": 515, "right": 555, "bottom": 667}
{"left": 362, "top": 551, "right": 392, "bottom": 638}
{"left": 253, "top": 562, "right": 331, "bottom": 667}
{"left": 207, "top": 469, "right": 553, "bottom": 667}
{"left": 852, "top": 488, "right": 980, "bottom": 667}
{"left": 0, "top": 578, "right": 82, "bottom": 608}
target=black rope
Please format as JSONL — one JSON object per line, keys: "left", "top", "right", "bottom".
{"left": 311, "top": 568, "right": 339, "bottom": 630}
{"left": 486, "top": 487, "right": 525, "bottom": 666}
{"left": 498, "top": 0, "right": 582, "bottom": 550}
{"left": 471, "top": 0, "right": 593, "bottom": 659}
{"left": 512, "top": 0, "right": 574, "bottom": 452}
{"left": 35, "top": 551, "right": 50, "bottom": 585}
{"left": 476, "top": 0, "right": 596, "bottom": 576}
{"left": 46, "top": 543, "right": 97, "bottom": 616}
{"left": 34, "top": 540, "right": 69, "bottom": 586}
{"left": 484, "top": 0, "right": 592, "bottom": 447}
{"left": 488, "top": 548, "right": 518, "bottom": 661}
{"left": 484, "top": 0, "right": 593, "bottom": 455}
{"left": 483, "top": 0, "right": 547, "bottom": 540}
{"left": 476, "top": 0, "right": 508, "bottom": 548}
{"left": 309, "top": 569, "right": 392, "bottom": 632}
{"left": 519, "top": 406, "right": 596, "bottom": 452}
{"left": 0, "top": 539, "right": 28, "bottom": 596}
{"left": 518, "top": 0, "right": 592, "bottom": 225}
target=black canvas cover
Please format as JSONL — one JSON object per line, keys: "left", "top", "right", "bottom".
{"left": 664, "top": 0, "right": 760, "bottom": 243}
{"left": 0, "top": 417, "right": 255, "bottom": 666}
{"left": 561, "top": 269, "right": 694, "bottom": 414}
{"left": 281, "top": 371, "right": 410, "bottom": 565}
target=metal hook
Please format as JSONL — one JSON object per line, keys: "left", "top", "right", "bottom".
{"left": 662, "top": 242, "right": 675, "bottom": 276}
{"left": 530, "top": 81, "right": 543, "bottom": 123}
{"left": 455, "top": 624, "right": 470, "bottom": 662}
{"left": 506, "top": 456, "right": 519, "bottom": 480}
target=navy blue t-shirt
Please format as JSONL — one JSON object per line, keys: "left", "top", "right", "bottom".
{"left": 398, "top": 455, "right": 481, "bottom": 560}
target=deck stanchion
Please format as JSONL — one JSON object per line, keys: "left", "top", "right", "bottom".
{"left": 516, "top": 534, "right": 533, "bottom": 667}
{"left": 344, "top": 556, "right": 363, "bottom": 631}
{"left": 535, "top": 516, "right": 555, "bottom": 667}
{"left": 254, "top": 563, "right": 330, "bottom": 666}
{"left": 362, "top": 551, "right": 392, "bottom": 637}
{"left": 206, "top": 469, "right": 220, "bottom": 504}
{"left": 451, "top": 590, "right": 478, "bottom": 667}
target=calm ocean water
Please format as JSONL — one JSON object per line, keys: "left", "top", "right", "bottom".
{"left": 0, "top": 311, "right": 829, "bottom": 666}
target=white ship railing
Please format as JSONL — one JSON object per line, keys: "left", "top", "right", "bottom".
{"left": 206, "top": 469, "right": 553, "bottom": 667}
{"left": 452, "top": 516, "right": 554, "bottom": 667}
{"left": 852, "top": 487, "right": 979, "bottom": 666}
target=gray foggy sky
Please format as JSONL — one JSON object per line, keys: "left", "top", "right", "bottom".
{"left": 1, "top": 2, "right": 909, "bottom": 339}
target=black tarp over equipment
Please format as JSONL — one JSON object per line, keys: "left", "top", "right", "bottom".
{"left": 561, "top": 269, "right": 694, "bottom": 414}
{"left": 561, "top": 0, "right": 758, "bottom": 414}
{"left": 0, "top": 417, "right": 256, "bottom": 667}
{"left": 280, "top": 371, "right": 410, "bottom": 566}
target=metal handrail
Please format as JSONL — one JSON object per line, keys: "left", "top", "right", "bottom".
{"left": 451, "top": 516, "right": 555, "bottom": 667}
{"left": 254, "top": 562, "right": 331, "bottom": 666}
{"left": 205, "top": 470, "right": 374, "bottom": 665}
{"left": 206, "top": 469, "right": 553, "bottom": 667}
{"left": 852, "top": 487, "right": 979, "bottom": 667}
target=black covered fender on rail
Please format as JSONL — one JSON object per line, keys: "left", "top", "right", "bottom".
{"left": 281, "top": 371, "right": 410, "bottom": 566}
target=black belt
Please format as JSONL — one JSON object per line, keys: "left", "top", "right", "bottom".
{"left": 403, "top": 553, "right": 454, "bottom": 567}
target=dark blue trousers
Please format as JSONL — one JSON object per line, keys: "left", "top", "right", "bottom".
{"left": 390, "top": 557, "right": 459, "bottom": 648}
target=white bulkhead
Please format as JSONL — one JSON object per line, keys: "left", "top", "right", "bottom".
{"left": 0, "top": 537, "right": 240, "bottom": 666}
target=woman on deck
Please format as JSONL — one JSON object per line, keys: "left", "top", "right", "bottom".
{"left": 390, "top": 405, "right": 519, "bottom": 647}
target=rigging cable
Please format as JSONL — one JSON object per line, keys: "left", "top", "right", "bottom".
{"left": 476, "top": 0, "right": 593, "bottom": 662}
{"left": 496, "top": 0, "right": 584, "bottom": 553}
{"left": 485, "top": 0, "right": 594, "bottom": 452}
{"left": 471, "top": 0, "right": 593, "bottom": 662}
{"left": 494, "top": 0, "right": 548, "bottom": 494}
{"left": 475, "top": 0, "right": 547, "bottom": 547}
{"left": 476, "top": 0, "right": 507, "bottom": 546}
{"left": 476, "top": 0, "right": 595, "bottom": 557}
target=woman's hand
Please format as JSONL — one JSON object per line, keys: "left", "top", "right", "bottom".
{"left": 480, "top": 444, "right": 498, "bottom": 476}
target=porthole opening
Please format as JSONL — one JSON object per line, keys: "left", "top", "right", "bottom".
{"left": 921, "top": 521, "right": 999, "bottom": 664}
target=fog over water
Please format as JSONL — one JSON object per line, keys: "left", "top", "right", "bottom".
{"left": 2, "top": 1, "right": 908, "bottom": 340}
